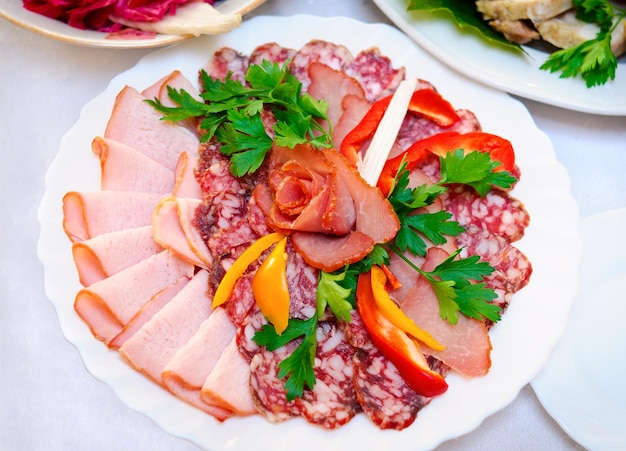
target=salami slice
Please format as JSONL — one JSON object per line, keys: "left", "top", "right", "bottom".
{"left": 250, "top": 42, "right": 296, "bottom": 66}
{"left": 294, "top": 322, "right": 360, "bottom": 429}
{"left": 343, "top": 47, "right": 405, "bottom": 102}
{"left": 443, "top": 185, "right": 530, "bottom": 243}
{"left": 352, "top": 346, "right": 429, "bottom": 430}
{"left": 249, "top": 339, "right": 300, "bottom": 422}
{"left": 289, "top": 40, "right": 354, "bottom": 91}
{"left": 457, "top": 224, "right": 532, "bottom": 295}
{"left": 202, "top": 47, "right": 248, "bottom": 82}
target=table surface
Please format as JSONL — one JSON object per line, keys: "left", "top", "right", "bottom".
{"left": 1, "top": 0, "right": 624, "bottom": 449}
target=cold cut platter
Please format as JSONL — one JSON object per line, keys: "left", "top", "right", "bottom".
{"left": 37, "top": 14, "right": 581, "bottom": 450}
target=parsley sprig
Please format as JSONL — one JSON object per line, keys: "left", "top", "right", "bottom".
{"left": 540, "top": 0, "right": 626, "bottom": 87}
{"left": 252, "top": 316, "right": 318, "bottom": 401}
{"left": 148, "top": 60, "right": 333, "bottom": 176}
{"left": 389, "top": 150, "right": 516, "bottom": 258}
{"left": 385, "top": 150, "right": 516, "bottom": 324}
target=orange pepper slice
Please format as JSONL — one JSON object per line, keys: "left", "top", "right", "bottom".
{"left": 370, "top": 265, "right": 444, "bottom": 351}
{"left": 212, "top": 232, "right": 284, "bottom": 308}
{"left": 252, "top": 236, "right": 290, "bottom": 335}
{"left": 357, "top": 271, "right": 448, "bottom": 397}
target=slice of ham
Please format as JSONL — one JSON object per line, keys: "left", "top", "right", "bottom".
{"left": 200, "top": 338, "right": 256, "bottom": 415}
{"left": 71, "top": 225, "right": 163, "bottom": 286}
{"left": 172, "top": 151, "right": 202, "bottom": 199}
{"left": 400, "top": 247, "right": 492, "bottom": 377}
{"left": 333, "top": 94, "right": 371, "bottom": 151}
{"left": 307, "top": 62, "right": 366, "bottom": 133}
{"left": 74, "top": 250, "right": 194, "bottom": 345}
{"left": 141, "top": 70, "right": 202, "bottom": 135}
{"left": 104, "top": 85, "right": 199, "bottom": 171}
{"left": 108, "top": 277, "right": 190, "bottom": 349}
{"left": 119, "top": 269, "right": 214, "bottom": 384}
{"left": 152, "top": 196, "right": 212, "bottom": 268}
{"left": 62, "top": 190, "right": 161, "bottom": 243}
{"left": 161, "top": 307, "right": 236, "bottom": 420}
{"left": 323, "top": 149, "right": 399, "bottom": 243}
{"left": 92, "top": 137, "right": 175, "bottom": 194}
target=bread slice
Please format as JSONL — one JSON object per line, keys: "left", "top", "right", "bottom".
{"left": 476, "top": 0, "right": 573, "bottom": 21}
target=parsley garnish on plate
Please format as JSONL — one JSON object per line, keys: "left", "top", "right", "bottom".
{"left": 148, "top": 60, "right": 332, "bottom": 176}
{"left": 540, "top": 0, "right": 626, "bottom": 87}
{"left": 386, "top": 151, "right": 516, "bottom": 324}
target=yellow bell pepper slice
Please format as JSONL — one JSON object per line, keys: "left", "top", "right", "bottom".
{"left": 212, "top": 232, "right": 284, "bottom": 308}
{"left": 252, "top": 236, "right": 290, "bottom": 335}
{"left": 370, "top": 265, "right": 445, "bottom": 351}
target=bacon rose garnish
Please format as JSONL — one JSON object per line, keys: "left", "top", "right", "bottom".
{"left": 252, "top": 143, "right": 399, "bottom": 272}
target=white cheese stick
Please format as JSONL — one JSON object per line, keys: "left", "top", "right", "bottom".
{"left": 359, "top": 78, "right": 417, "bottom": 187}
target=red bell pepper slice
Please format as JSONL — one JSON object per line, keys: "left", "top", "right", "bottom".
{"left": 377, "top": 131, "right": 516, "bottom": 197}
{"left": 356, "top": 271, "right": 449, "bottom": 397}
{"left": 339, "top": 89, "right": 461, "bottom": 168}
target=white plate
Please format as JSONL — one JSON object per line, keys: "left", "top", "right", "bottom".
{"left": 373, "top": 0, "right": 626, "bottom": 116}
{"left": 0, "top": 0, "right": 265, "bottom": 48}
{"left": 37, "top": 14, "right": 581, "bottom": 451}
{"left": 532, "top": 208, "right": 626, "bottom": 451}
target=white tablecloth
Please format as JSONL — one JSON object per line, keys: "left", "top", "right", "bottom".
{"left": 1, "top": 0, "right": 624, "bottom": 449}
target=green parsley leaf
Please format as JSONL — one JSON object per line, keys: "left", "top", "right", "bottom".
{"left": 439, "top": 149, "right": 517, "bottom": 196}
{"left": 252, "top": 315, "right": 318, "bottom": 401}
{"left": 317, "top": 271, "right": 354, "bottom": 322}
{"left": 149, "top": 60, "right": 332, "bottom": 177}
{"left": 540, "top": 0, "right": 625, "bottom": 87}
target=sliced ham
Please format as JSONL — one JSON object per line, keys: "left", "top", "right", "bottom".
{"left": 152, "top": 196, "right": 212, "bottom": 268}
{"left": 141, "top": 69, "right": 201, "bottom": 105}
{"left": 62, "top": 190, "right": 161, "bottom": 243}
{"left": 323, "top": 149, "right": 399, "bottom": 243}
{"left": 71, "top": 225, "right": 163, "bottom": 286}
{"left": 333, "top": 94, "right": 371, "bottom": 151}
{"left": 399, "top": 247, "right": 492, "bottom": 377}
{"left": 200, "top": 338, "right": 256, "bottom": 415}
{"left": 172, "top": 151, "right": 202, "bottom": 199}
{"left": 108, "top": 277, "right": 190, "bottom": 349}
{"left": 141, "top": 70, "right": 202, "bottom": 135}
{"left": 74, "top": 250, "right": 194, "bottom": 345}
{"left": 92, "top": 137, "right": 175, "bottom": 194}
{"left": 119, "top": 269, "right": 213, "bottom": 384}
{"left": 161, "top": 307, "right": 236, "bottom": 420}
{"left": 104, "top": 85, "right": 199, "bottom": 171}
{"left": 307, "top": 62, "right": 366, "bottom": 133}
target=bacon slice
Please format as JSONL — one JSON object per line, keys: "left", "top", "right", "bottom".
{"left": 92, "top": 137, "right": 175, "bottom": 194}
{"left": 62, "top": 191, "right": 161, "bottom": 243}
{"left": 71, "top": 225, "right": 163, "bottom": 286}
{"left": 400, "top": 247, "right": 492, "bottom": 377}
{"left": 307, "top": 62, "right": 366, "bottom": 133}
{"left": 291, "top": 230, "right": 375, "bottom": 273}
{"left": 323, "top": 149, "right": 399, "bottom": 243}
{"left": 119, "top": 269, "right": 213, "bottom": 384}
{"left": 74, "top": 250, "right": 194, "bottom": 345}
{"left": 152, "top": 196, "right": 212, "bottom": 268}
{"left": 104, "top": 86, "right": 199, "bottom": 171}
{"left": 161, "top": 307, "right": 236, "bottom": 420}
{"left": 333, "top": 94, "right": 371, "bottom": 151}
